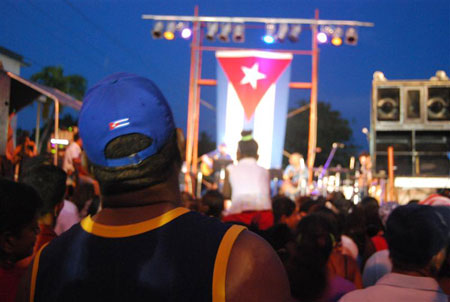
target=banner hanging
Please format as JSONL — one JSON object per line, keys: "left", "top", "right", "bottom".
{"left": 216, "top": 50, "right": 293, "bottom": 169}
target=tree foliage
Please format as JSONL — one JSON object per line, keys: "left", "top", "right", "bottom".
{"left": 284, "top": 100, "right": 357, "bottom": 167}
{"left": 30, "top": 66, "right": 86, "bottom": 152}
{"left": 31, "top": 66, "right": 86, "bottom": 99}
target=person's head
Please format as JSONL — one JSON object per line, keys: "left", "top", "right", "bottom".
{"left": 288, "top": 213, "right": 336, "bottom": 301}
{"left": 18, "top": 131, "right": 30, "bottom": 146}
{"left": 386, "top": 204, "right": 448, "bottom": 275}
{"left": 21, "top": 164, "right": 67, "bottom": 219}
{"left": 360, "top": 196, "right": 384, "bottom": 237}
{"left": 0, "top": 179, "right": 42, "bottom": 266}
{"left": 78, "top": 73, "right": 183, "bottom": 198}
{"left": 218, "top": 143, "right": 227, "bottom": 156}
{"left": 358, "top": 151, "right": 370, "bottom": 164}
{"left": 272, "top": 196, "right": 299, "bottom": 230}
{"left": 237, "top": 130, "right": 258, "bottom": 160}
{"left": 288, "top": 153, "right": 302, "bottom": 168}
{"left": 201, "top": 190, "right": 224, "bottom": 218}
{"left": 73, "top": 133, "right": 82, "bottom": 147}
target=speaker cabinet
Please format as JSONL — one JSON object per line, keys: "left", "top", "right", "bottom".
{"left": 371, "top": 73, "right": 450, "bottom": 176}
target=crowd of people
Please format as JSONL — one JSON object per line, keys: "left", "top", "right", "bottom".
{"left": 0, "top": 72, "right": 449, "bottom": 302}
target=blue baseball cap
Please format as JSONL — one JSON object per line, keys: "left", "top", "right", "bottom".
{"left": 79, "top": 72, "right": 175, "bottom": 168}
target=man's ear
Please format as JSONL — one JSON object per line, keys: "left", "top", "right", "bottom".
{"left": 430, "top": 247, "right": 447, "bottom": 273}
{"left": 176, "top": 128, "right": 186, "bottom": 161}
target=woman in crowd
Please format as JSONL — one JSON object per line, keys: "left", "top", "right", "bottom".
{"left": 287, "top": 214, "right": 355, "bottom": 302}
{"left": 0, "top": 179, "right": 42, "bottom": 302}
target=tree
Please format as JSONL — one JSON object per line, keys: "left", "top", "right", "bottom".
{"left": 31, "top": 66, "right": 86, "bottom": 99}
{"left": 30, "top": 66, "right": 86, "bottom": 152}
{"left": 284, "top": 100, "right": 358, "bottom": 168}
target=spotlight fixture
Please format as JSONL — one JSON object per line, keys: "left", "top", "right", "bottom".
{"left": 331, "top": 27, "right": 343, "bottom": 46}
{"left": 176, "top": 22, "right": 192, "bottom": 39}
{"left": 151, "top": 21, "right": 164, "bottom": 39}
{"left": 263, "top": 23, "right": 276, "bottom": 44}
{"left": 276, "top": 23, "right": 289, "bottom": 42}
{"left": 288, "top": 24, "right": 302, "bottom": 42}
{"left": 317, "top": 32, "right": 328, "bottom": 43}
{"left": 317, "top": 25, "right": 330, "bottom": 43}
{"left": 219, "top": 23, "right": 232, "bottom": 42}
{"left": 206, "top": 23, "right": 219, "bottom": 41}
{"left": 181, "top": 27, "right": 192, "bottom": 39}
{"left": 163, "top": 22, "right": 176, "bottom": 40}
{"left": 232, "top": 23, "right": 245, "bottom": 42}
{"left": 345, "top": 27, "right": 358, "bottom": 45}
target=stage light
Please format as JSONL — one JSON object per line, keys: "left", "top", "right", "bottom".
{"left": 331, "top": 27, "right": 343, "bottom": 46}
{"left": 206, "top": 23, "right": 219, "bottom": 41}
{"left": 232, "top": 23, "right": 245, "bottom": 42}
{"left": 219, "top": 23, "right": 232, "bottom": 42}
{"left": 175, "top": 22, "right": 192, "bottom": 39}
{"left": 276, "top": 23, "right": 289, "bottom": 42}
{"left": 317, "top": 32, "right": 328, "bottom": 43}
{"left": 151, "top": 21, "right": 164, "bottom": 39}
{"left": 181, "top": 27, "right": 192, "bottom": 39}
{"left": 345, "top": 27, "right": 358, "bottom": 45}
{"left": 288, "top": 24, "right": 302, "bottom": 42}
{"left": 176, "top": 22, "right": 192, "bottom": 39}
{"left": 263, "top": 23, "right": 276, "bottom": 44}
{"left": 163, "top": 22, "right": 176, "bottom": 40}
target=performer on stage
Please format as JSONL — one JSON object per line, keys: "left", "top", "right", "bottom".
{"left": 357, "top": 151, "right": 373, "bottom": 198}
{"left": 199, "top": 143, "right": 233, "bottom": 190}
{"left": 200, "top": 143, "right": 232, "bottom": 176}
{"left": 222, "top": 131, "right": 273, "bottom": 230}
{"left": 281, "top": 152, "right": 308, "bottom": 199}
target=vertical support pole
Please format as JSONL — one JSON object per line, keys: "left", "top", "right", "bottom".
{"left": 307, "top": 9, "right": 319, "bottom": 190}
{"left": 35, "top": 101, "right": 41, "bottom": 154}
{"left": 192, "top": 24, "right": 203, "bottom": 181}
{"left": 53, "top": 99, "right": 59, "bottom": 166}
{"left": 0, "top": 72, "right": 11, "bottom": 156}
{"left": 387, "top": 146, "right": 395, "bottom": 201}
{"left": 185, "top": 6, "right": 200, "bottom": 194}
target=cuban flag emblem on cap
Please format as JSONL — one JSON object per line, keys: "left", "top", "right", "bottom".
{"left": 109, "top": 118, "right": 130, "bottom": 130}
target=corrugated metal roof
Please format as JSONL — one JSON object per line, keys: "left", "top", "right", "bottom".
{"left": 5, "top": 71, "right": 82, "bottom": 111}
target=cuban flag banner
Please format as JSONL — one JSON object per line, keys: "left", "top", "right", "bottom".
{"left": 216, "top": 50, "right": 293, "bottom": 169}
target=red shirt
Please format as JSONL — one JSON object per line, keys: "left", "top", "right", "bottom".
{"left": 0, "top": 265, "right": 27, "bottom": 302}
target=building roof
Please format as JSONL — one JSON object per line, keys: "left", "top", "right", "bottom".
{"left": 0, "top": 45, "right": 30, "bottom": 66}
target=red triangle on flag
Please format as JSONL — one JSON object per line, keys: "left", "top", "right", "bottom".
{"left": 217, "top": 54, "right": 292, "bottom": 120}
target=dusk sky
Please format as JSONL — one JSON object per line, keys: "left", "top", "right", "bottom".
{"left": 2, "top": 0, "right": 449, "bottom": 150}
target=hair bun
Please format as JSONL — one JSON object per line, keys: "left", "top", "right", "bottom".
{"left": 241, "top": 130, "right": 253, "bottom": 137}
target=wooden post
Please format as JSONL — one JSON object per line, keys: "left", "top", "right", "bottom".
{"left": 387, "top": 146, "right": 395, "bottom": 201}
{"left": 0, "top": 72, "right": 11, "bottom": 156}
{"left": 185, "top": 6, "right": 200, "bottom": 194}
{"left": 307, "top": 9, "right": 319, "bottom": 190}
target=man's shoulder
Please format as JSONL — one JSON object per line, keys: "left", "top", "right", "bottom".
{"left": 226, "top": 230, "right": 294, "bottom": 302}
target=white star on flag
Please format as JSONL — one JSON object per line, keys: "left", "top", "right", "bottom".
{"left": 240, "top": 63, "right": 266, "bottom": 89}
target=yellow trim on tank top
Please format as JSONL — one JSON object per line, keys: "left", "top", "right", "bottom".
{"left": 30, "top": 242, "right": 49, "bottom": 302}
{"left": 212, "top": 224, "right": 247, "bottom": 302}
{"left": 80, "top": 207, "right": 190, "bottom": 238}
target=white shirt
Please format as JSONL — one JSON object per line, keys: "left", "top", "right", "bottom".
{"left": 63, "top": 141, "right": 81, "bottom": 173}
{"left": 340, "top": 273, "right": 448, "bottom": 302}
{"left": 54, "top": 200, "right": 80, "bottom": 235}
{"left": 226, "top": 157, "right": 271, "bottom": 214}
{"left": 362, "top": 249, "right": 392, "bottom": 288}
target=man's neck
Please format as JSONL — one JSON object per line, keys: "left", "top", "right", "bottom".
{"left": 392, "top": 266, "right": 433, "bottom": 278}
{"left": 93, "top": 180, "right": 182, "bottom": 225}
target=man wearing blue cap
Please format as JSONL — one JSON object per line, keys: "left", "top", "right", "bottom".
{"left": 17, "top": 73, "right": 292, "bottom": 302}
